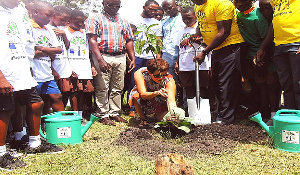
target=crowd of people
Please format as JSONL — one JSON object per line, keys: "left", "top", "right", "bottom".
{"left": 0, "top": 0, "right": 299, "bottom": 170}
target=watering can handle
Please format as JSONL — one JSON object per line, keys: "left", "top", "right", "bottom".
{"left": 39, "top": 127, "right": 46, "bottom": 139}
{"left": 276, "top": 109, "right": 300, "bottom": 116}
{"left": 41, "top": 111, "right": 78, "bottom": 119}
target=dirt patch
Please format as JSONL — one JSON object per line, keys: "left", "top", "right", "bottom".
{"left": 113, "top": 120, "right": 270, "bottom": 160}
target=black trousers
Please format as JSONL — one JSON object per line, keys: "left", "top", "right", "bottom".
{"left": 211, "top": 44, "right": 241, "bottom": 124}
{"left": 273, "top": 51, "right": 300, "bottom": 109}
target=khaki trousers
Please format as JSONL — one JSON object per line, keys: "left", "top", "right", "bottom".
{"left": 92, "top": 53, "right": 126, "bottom": 117}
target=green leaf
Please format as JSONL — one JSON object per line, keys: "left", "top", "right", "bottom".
{"left": 134, "top": 31, "right": 143, "bottom": 36}
{"left": 148, "top": 45, "right": 155, "bottom": 53}
{"left": 134, "top": 39, "right": 142, "bottom": 54}
{"left": 145, "top": 47, "right": 151, "bottom": 54}
{"left": 183, "top": 118, "right": 193, "bottom": 123}
{"left": 178, "top": 126, "right": 191, "bottom": 133}
{"left": 122, "top": 91, "right": 128, "bottom": 105}
{"left": 141, "top": 40, "right": 146, "bottom": 47}
{"left": 156, "top": 121, "right": 168, "bottom": 126}
{"left": 178, "top": 121, "right": 191, "bottom": 127}
{"left": 146, "top": 24, "right": 158, "bottom": 32}
{"left": 134, "top": 24, "right": 162, "bottom": 58}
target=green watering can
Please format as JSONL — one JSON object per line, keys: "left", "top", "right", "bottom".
{"left": 39, "top": 111, "right": 100, "bottom": 145}
{"left": 250, "top": 109, "right": 300, "bottom": 152}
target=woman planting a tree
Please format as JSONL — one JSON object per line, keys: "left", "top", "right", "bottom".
{"left": 129, "top": 58, "right": 177, "bottom": 127}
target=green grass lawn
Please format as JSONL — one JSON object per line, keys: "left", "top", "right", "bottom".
{"left": 3, "top": 115, "right": 300, "bottom": 175}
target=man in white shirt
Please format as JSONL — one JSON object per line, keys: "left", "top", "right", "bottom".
{"left": 161, "top": 0, "right": 185, "bottom": 82}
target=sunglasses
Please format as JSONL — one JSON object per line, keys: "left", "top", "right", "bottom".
{"left": 153, "top": 73, "right": 168, "bottom": 78}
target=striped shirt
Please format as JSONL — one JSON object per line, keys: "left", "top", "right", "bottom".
{"left": 85, "top": 13, "right": 133, "bottom": 53}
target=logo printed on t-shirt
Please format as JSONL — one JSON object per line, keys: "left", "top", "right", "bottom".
{"left": 136, "top": 23, "right": 148, "bottom": 40}
{"left": 37, "top": 36, "right": 52, "bottom": 47}
{"left": 273, "top": 0, "right": 292, "bottom": 17}
{"left": 7, "top": 22, "right": 20, "bottom": 53}
{"left": 7, "top": 22, "right": 20, "bottom": 36}
{"left": 69, "top": 36, "right": 87, "bottom": 57}
{"left": 7, "top": 22, "right": 26, "bottom": 59}
{"left": 180, "top": 33, "right": 191, "bottom": 43}
{"left": 195, "top": 11, "right": 209, "bottom": 33}
{"left": 23, "top": 13, "right": 30, "bottom": 23}
{"left": 70, "top": 36, "right": 86, "bottom": 45}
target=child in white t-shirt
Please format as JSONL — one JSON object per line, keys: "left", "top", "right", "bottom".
{"left": 0, "top": 0, "right": 63, "bottom": 169}
{"left": 9, "top": 2, "right": 35, "bottom": 147}
{"left": 175, "top": 7, "right": 210, "bottom": 100}
{"left": 65, "top": 9, "right": 97, "bottom": 119}
{"left": 13, "top": 2, "right": 35, "bottom": 65}
{"left": 30, "top": 1, "right": 64, "bottom": 114}
{"left": 47, "top": 6, "right": 75, "bottom": 110}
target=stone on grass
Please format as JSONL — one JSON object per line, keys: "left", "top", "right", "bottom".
{"left": 155, "top": 153, "right": 194, "bottom": 175}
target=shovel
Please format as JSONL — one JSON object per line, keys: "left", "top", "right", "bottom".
{"left": 188, "top": 38, "right": 211, "bottom": 125}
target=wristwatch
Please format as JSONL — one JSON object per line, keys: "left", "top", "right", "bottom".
{"left": 201, "top": 50, "right": 209, "bottom": 55}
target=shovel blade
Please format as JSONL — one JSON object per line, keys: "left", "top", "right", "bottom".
{"left": 187, "top": 97, "right": 211, "bottom": 125}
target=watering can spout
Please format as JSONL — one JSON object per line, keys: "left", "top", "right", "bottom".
{"left": 249, "top": 112, "right": 274, "bottom": 138}
{"left": 81, "top": 114, "right": 100, "bottom": 137}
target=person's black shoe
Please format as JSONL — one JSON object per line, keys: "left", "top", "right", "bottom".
{"left": 24, "top": 141, "right": 64, "bottom": 155}
{"left": 0, "top": 153, "right": 26, "bottom": 170}
{"left": 9, "top": 138, "right": 28, "bottom": 151}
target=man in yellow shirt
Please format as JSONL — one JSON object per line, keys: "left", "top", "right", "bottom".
{"left": 270, "top": 0, "right": 300, "bottom": 109}
{"left": 191, "top": 0, "right": 245, "bottom": 125}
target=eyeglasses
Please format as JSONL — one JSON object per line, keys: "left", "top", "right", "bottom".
{"left": 163, "top": 6, "right": 174, "bottom": 11}
{"left": 147, "top": 7, "right": 157, "bottom": 11}
{"left": 105, "top": 4, "right": 122, "bottom": 9}
{"left": 153, "top": 73, "right": 168, "bottom": 78}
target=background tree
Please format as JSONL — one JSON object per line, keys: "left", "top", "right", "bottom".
{"left": 176, "top": 0, "right": 194, "bottom": 8}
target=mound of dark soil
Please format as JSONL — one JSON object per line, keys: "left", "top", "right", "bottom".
{"left": 113, "top": 122, "right": 270, "bottom": 160}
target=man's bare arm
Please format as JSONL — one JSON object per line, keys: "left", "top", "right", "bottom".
{"left": 125, "top": 39, "right": 136, "bottom": 73}
{"left": 87, "top": 34, "right": 111, "bottom": 72}
{"left": 193, "top": 19, "right": 232, "bottom": 63}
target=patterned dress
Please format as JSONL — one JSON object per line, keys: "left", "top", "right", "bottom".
{"left": 129, "top": 67, "right": 173, "bottom": 119}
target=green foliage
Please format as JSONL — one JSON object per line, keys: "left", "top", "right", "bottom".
{"left": 134, "top": 24, "right": 163, "bottom": 57}
{"left": 46, "top": 0, "right": 102, "bottom": 15}
{"left": 122, "top": 90, "right": 128, "bottom": 106}
{"left": 176, "top": 0, "right": 194, "bottom": 8}
{"left": 154, "top": 107, "right": 194, "bottom": 134}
